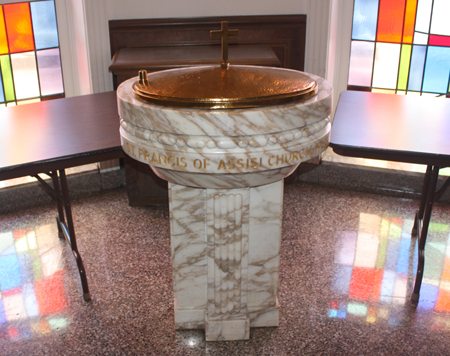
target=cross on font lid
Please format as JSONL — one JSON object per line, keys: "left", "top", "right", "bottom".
{"left": 210, "top": 21, "right": 239, "bottom": 69}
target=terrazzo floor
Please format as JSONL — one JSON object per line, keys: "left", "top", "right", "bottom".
{"left": 1, "top": 181, "right": 450, "bottom": 355}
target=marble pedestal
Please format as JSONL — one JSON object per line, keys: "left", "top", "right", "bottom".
{"left": 117, "top": 73, "right": 332, "bottom": 341}
{"left": 170, "top": 181, "right": 283, "bottom": 340}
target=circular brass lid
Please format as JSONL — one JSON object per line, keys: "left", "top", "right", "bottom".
{"left": 132, "top": 65, "right": 317, "bottom": 109}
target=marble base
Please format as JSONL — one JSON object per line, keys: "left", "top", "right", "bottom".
{"left": 205, "top": 319, "right": 250, "bottom": 341}
{"left": 169, "top": 180, "right": 283, "bottom": 340}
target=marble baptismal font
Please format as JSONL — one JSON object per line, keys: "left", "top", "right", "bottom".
{"left": 117, "top": 22, "right": 332, "bottom": 341}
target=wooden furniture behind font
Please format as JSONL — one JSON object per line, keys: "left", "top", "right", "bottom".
{"left": 109, "top": 15, "right": 307, "bottom": 206}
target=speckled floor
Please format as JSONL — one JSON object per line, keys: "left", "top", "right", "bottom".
{"left": 1, "top": 182, "right": 450, "bottom": 355}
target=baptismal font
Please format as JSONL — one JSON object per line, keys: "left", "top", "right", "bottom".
{"left": 117, "top": 22, "right": 332, "bottom": 341}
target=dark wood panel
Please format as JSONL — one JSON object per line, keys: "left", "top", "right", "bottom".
{"left": 109, "top": 15, "right": 306, "bottom": 71}
{"left": 110, "top": 44, "right": 281, "bottom": 88}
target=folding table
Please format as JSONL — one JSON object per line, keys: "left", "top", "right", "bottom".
{"left": 330, "top": 90, "right": 450, "bottom": 301}
{"left": 0, "top": 91, "right": 123, "bottom": 301}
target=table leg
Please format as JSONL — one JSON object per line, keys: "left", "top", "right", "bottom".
{"left": 50, "top": 172, "right": 65, "bottom": 239}
{"left": 411, "top": 165, "right": 440, "bottom": 302}
{"left": 56, "top": 170, "right": 91, "bottom": 301}
{"left": 33, "top": 171, "right": 91, "bottom": 301}
{"left": 412, "top": 165, "right": 432, "bottom": 236}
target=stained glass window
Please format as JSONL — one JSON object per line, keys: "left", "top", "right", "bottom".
{"left": 348, "top": 0, "right": 450, "bottom": 97}
{"left": 0, "top": 0, "right": 63, "bottom": 107}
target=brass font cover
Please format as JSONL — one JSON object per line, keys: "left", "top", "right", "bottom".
{"left": 132, "top": 21, "right": 317, "bottom": 109}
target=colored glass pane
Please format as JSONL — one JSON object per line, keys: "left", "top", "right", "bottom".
{"left": 403, "top": 0, "right": 418, "bottom": 43}
{"left": 0, "top": 6, "right": 8, "bottom": 54}
{"left": 422, "top": 46, "right": 450, "bottom": 93}
{"left": 30, "top": 1, "right": 58, "bottom": 50}
{"left": 377, "top": 0, "right": 406, "bottom": 43}
{"left": 36, "top": 48, "right": 63, "bottom": 96}
{"left": 415, "top": 0, "right": 433, "bottom": 33}
{"left": 371, "top": 88, "right": 396, "bottom": 94}
{"left": 352, "top": 0, "right": 379, "bottom": 41}
{"left": 17, "top": 98, "right": 40, "bottom": 105}
{"left": 4, "top": 3, "right": 34, "bottom": 53}
{"left": 429, "top": 35, "right": 450, "bottom": 47}
{"left": 0, "top": 69, "right": 4, "bottom": 103}
{"left": 413, "top": 32, "right": 428, "bottom": 44}
{"left": 397, "top": 44, "right": 412, "bottom": 90}
{"left": 10, "top": 52, "right": 40, "bottom": 100}
{"left": 430, "top": 0, "right": 450, "bottom": 36}
{"left": 407, "top": 45, "right": 426, "bottom": 91}
{"left": 348, "top": 41, "right": 375, "bottom": 87}
{"left": 0, "top": 55, "right": 15, "bottom": 101}
{"left": 372, "top": 43, "right": 400, "bottom": 89}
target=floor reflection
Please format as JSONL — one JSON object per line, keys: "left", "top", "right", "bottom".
{"left": 0, "top": 225, "right": 69, "bottom": 342}
{"left": 329, "top": 211, "right": 450, "bottom": 328}
{"left": 1, "top": 185, "right": 450, "bottom": 355}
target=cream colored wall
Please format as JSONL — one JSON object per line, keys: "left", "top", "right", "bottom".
{"left": 109, "top": 0, "right": 309, "bottom": 19}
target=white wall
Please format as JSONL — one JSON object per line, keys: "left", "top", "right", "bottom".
{"left": 325, "top": 0, "right": 353, "bottom": 112}
{"left": 56, "top": 0, "right": 92, "bottom": 97}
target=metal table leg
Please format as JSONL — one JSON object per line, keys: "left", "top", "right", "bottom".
{"left": 33, "top": 170, "right": 91, "bottom": 301}
{"left": 411, "top": 165, "right": 440, "bottom": 302}
{"left": 412, "top": 165, "right": 432, "bottom": 236}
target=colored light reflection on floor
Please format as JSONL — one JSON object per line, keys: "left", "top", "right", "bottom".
{"left": 328, "top": 211, "right": 450, "bottom": 329}
{"left": 0, "top": 225, "right": 69, "bottom": 341}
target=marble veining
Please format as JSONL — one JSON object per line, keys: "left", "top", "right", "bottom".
{"left": 120, "top": 116, "right": 331, "bottom": 150}
{"left": 212, "top": 193, "right": 243, "bottom": 315}
{"left": 118, "top": 73, "right": 333, "bottom": 183}
{"left": 118, "top": 70, "right": 332, "bottom": 341}
{"left": 117, "top": 74, "right": 332, "bottom": 137}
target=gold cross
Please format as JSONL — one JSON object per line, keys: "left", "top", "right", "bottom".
{"left": 210, "top": 21, "right": 239, "bottom": 68}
